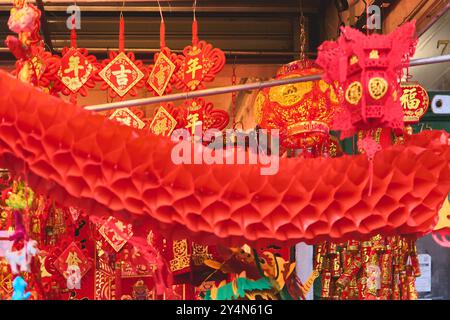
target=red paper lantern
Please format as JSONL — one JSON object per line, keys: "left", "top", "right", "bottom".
{"left": 316, "top": 21, "right": 418, "bottom": 138}
{"left": 174, "top": 20, "right": 225, "bottom": 92}
{"left": 400, "top": 82, "right": 429, "bottom": 124}
{"left": 254, "top": 60, "right": 339, "bottom": 150}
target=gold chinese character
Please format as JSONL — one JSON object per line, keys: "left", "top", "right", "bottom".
{"left": 345, "top": 81, "right": 363, "bottom": 105}
{"left": 66, "top": 252, "right": 82, "bottom": 267}
{"left": 114, "top": 221, "right": 126, "bottom": 232}
{"left": 116, "top": 115, "right": 132, "bottom": 127}
{"left": 400, "top": 88, "right": 420, "bottom": 110}
{"left": 368, "top": 77, "right": 388, "bottom": 100}
{"left": 152, "top": 118, "right": 169, "bottom": 135}
{"left": 185, "top": 113, "right": 200, "bottom": 134}
{"left": 64, "top": 56, "right": 84, "bottom": 78}
{"left": 369, "top": 50, "right": 379, "bottom": 59}
{"left": 112, "top": 65, "right": 132, "bottom": 86}
{"left": 186, "top": 58, "right": 202, "bottom": 79}
{"left": 155, "top": 65, "right": 170, "bottom": 88}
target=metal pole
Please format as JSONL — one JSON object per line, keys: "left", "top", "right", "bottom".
{"left": 85, "top": 53, "right": 450, "bottom": 112}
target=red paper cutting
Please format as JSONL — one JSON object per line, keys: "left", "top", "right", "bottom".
{"left": 316, "top": 21, "right": 418, "bottom": 138}
{"left": 0, "top": 70, "right": 448, "bottom": 247}
{"left": 174, "top": 20, "right": 225, "bottom": 92}
{"left": 146, "top": 21, "right": 181, "bottom": 96}
{"left": 98, "top": 15, "right": 146, "bottom": 99}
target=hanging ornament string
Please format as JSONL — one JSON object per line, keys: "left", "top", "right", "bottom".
{"left": 119, "top": 12, "right": 125, "bottom": 52}
{"left": 146, "top": 0, "right": 179, "bottom": 97}
{"left": 70, "top": 3, "right": 77, "bottom": 49}
{"left": 192, "top": 0, "right": 199, "bottom": 46}
{"left": 118, "top": 0, "right": 125, "bottom": 52}
{"left": 298, "top": 0, "right": 307, "bottom": 68}
{"left": 97, "top": 0, "right": 145, "bottom": 100}
{"left": 157, "top": 0, "right": 165, "bottom": 49}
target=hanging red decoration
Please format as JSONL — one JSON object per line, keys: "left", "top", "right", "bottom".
{"left": 0, "top": 71, "right": 449, "bottom": 247}
{"left": 316, "top": 21, "right": 418, "bottom": 139}
{"left": 400, "top": 82, "right": 429, "bottom": 124}
{"left": 58, "top": 22, "right": 99, "bottom": 104}
{"left": 148, "top": 106, "right": 178, "bottom": 137}
{"left": 254, "top": 60, "right": 339, "bottom": 150}
{"left": 54, "top": 242, "right": 92, "bottom": 283}
{"left": 12, "top": 46, "right": 61, "bottom": 96}
{"left": 146, "top": 18, "right": 181, "bottom": 96}
{"left": 6, "top": 1, "right": 61, "bottom": 95}
{"left": 98, "top": 216, "right": 134, "bottom": 253}
{"left": 174, "top": 19, "right": 226, "bottom": 92}
{"left": 98, "top": 14, "right": 146, "bottom": 99}
{"left": 175, "top": 98, "right": 230, "bottom": 134}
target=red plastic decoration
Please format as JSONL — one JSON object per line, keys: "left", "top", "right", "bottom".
{"left": 174, "top": 98, "right": 230, "bottom": 133}
{"left": 98, "top": 15, "right": 146, "bottom": 99}
{"left": 11, "top": 45, "right": 62, "bottom": 95}
{"left": 98, "top": 216, "right": 134, "bottom": 252}
{"left": 254, "top": 60, "right": 339, "bottom": 149}
{"left": 0, "top": 71, "right": 448, "bottom": 247}
{"left": 58, "top": 23, "right": 99, "bottom": 104}
{"left": 6, "top": 2, "right": 61, "bottom": 96}
{"left": 400, "top": 82, "right": 429, "bottom": 124}
{"left": 174, "top": 20, "right": 226, "bottom": 92}
{"left": 316, "top": 21, "right": 418, "bottom": 138}
{"left": 148, "top": 106, "right": 178, "bottom": 137}
{"left": 54, "top": 242, "right": 92, "bottom": 281}
{"left": 146, "top": 20, "right": 181, "bottom": 96}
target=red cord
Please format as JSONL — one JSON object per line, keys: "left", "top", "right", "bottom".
{"left": 119, "top": 14, "right": 125, "bottom": 52}
{"left": 70, "top": 15, "right": 77, "bottom": 48}
{"left": 160, "top": 20, "right": 166, "bottom": 49}
{"left": 192, "top": 20, "right": 199, "bottom": 46}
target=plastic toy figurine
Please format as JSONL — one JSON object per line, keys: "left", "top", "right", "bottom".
{"left": 5, "top": 240, "right": 39, "bottom": 274}
{"left": 12, "top": 276, "right": 31, "bottom": 300}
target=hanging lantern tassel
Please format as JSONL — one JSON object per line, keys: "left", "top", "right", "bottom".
{"left": 70, "top": 15, "right": 77, "bottom": 49}
{"left": 119, "top": 13, "right": 125, "bottom": 52}
{"left": 357, "top": 135, "right": 381, "bottom": 196}
{"left": 160, "top": 20, "right": 166, "bottom": 49}
{"left": 192, "top": 19, "right": 199, "bottom": 46}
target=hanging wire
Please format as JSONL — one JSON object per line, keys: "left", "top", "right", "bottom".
{"left": 193, "top": 0, "right": 197, "bottom": 21}
{"left": 156, "top": 0, "right": 164, "bottom": 22}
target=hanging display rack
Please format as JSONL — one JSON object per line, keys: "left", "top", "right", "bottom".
{"left": 85, "top": 53, "right": 450, "bottom": 112}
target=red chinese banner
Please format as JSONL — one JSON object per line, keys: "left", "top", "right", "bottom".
{"left": 98, "top": 217, "right": 134, "bottom": 253}
{"left": 175, "top": 20, "right": 225, "bottom": 92}
{"left": 99, "top": 52, "right": 145, "bottom": 98}
{"left": 400, "top": 82, "right": 429, "bottom": 124}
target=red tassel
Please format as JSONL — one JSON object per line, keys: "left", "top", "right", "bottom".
{"left": 192, "top": 20, "right": 199, "bottom": 46}
{"left": 70, "top": 16, "right": 77, "bottom": 48}
{"left": 160, "top": 20, "right": 166, "bottom": 49}
{"left": 119, "top": 14, "right": 125, "bottom": 52}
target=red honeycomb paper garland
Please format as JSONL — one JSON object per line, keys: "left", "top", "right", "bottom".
{"left": 0, "top": 70, "right": 449, "bottom": 247}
